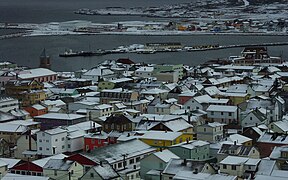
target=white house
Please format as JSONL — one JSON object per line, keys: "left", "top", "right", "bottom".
{"left": 37, "top": 121, "right": 101, "bottom": 156}
{"left": 220, "top": 156, "right": 249, "bottom": 177}
{"left": 135, "top": 66, "right": 154, "bottom": 78}
{"left": 87, "top": 104, "right": 114, "bottom": 120}
{"left": 37, "top": 127, "right": 68, "bottom": 156}
{"left": 183, "top": 95, "right": 229, "bottom": 111}
{"left": 81, "top": 66, "right": 114, "bottom": 82}
{"left": 196, "top": 122, "right": 225, "bottom": 142}
{"left": 206, "top": 105, "right": 238, "bottom": 124}
{"left": 241, "top": 109, "right": 267, "bottom": 127}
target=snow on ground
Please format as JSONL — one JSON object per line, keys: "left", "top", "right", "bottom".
{"left": 243, "top": 0, "right": 249, "bottom": 6}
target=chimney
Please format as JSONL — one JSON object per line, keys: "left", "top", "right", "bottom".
{"left": 186, "top": 138, "right": 189, "bottom": 144}
{"left": 182, "top": 159, "right": 187, "bottom": 166}
{"left": 28, "top": 130, "right": 32, "bottom": 150}
{"left": 193, "top": 168, "right": 198, "bottom": 174}
{"left": 127, "top": 133, "right": 130, "bottom": 137}
{"left": 99, "top": 161, "right": 103, "bottom": 166}
{"left": 188, "top": 114, "right": 191, "bottom": 124}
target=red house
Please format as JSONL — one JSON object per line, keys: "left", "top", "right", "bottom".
{"left": 24, "top": 104, "right": 47, "bottom": 117}
{"left": 10, "top": 161, "right": 43, "bottom": 176}
{"left": 257, "top": 132, "right": 288, "bottom": 158}
{"left": 84, "top": 132, "right": 114, "bottom": 152}
{"left": 178, "top": 92, "right": 195, "bottom": 105}
{"left": 65, "top": 153, "right": 98, "bottom": 172}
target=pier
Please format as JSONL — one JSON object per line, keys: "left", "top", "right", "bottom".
{"left": 59, "top": 42, "right": 288, "bottom": 58}
{"left": 0, "top": 32, "right": 29, "bottom": 40}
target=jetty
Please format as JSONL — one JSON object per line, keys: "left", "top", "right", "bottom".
{"left": 59, "top": 42, "right": 288, "bottom": 58}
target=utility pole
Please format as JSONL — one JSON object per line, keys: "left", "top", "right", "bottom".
{"left": 122, "top": 154, "right": 127, "bottom": 169}
{"left": 68, "top": 171, "right": 71, "bottom": 180}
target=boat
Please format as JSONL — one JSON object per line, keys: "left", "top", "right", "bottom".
{"left": 59, "top": 49, "right": 108, "bottom": 57}
{"left": 59, "top": 49, "right": 79, "bottom": 57}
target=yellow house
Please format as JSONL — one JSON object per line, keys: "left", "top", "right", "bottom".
{"left": 139, "top": 131, "right": 193, "bottom": 149}
{"left": 5, "top": 80, "right": 46, "bottom": 107}
{"left": 43, "top": 159, "right": 83, "bottom": 180}
{"left": 216, "top": 93, "right": 250, "bottom": 105}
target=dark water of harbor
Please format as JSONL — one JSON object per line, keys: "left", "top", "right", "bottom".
{"left": 0, "top": 34, "right": 287, "bottom": 72}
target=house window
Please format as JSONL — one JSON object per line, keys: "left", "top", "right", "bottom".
{"left": 129, "top": 159, "right": 134, "bottom": 164}
{"left": 204, "top": 128, "right": 206, "bottom": 132}
{"left": 250, "top": 117, "right": 252, "bottom": 120}
{"left": 62, "top": 137, "right": 65, "bottom": 141}
{"left": 71, "top": 170, "right": 74, "bottom": 174}
{"left": 46, "top": 148, "right": 49, "bottom": 151}
{"left": 118, "top": 162, "right": 122, "bottom": 168}
{"left": 62, "top": 145, "right": 65, "bottom": 149}
{"left": 55, "top": 139, "right": 58, "bottom": 142}
{"left": 229, "top": 112, "right": 232, "bottom": 116}
{"left": 68, "top": 144, "right": 71, "bottom": 148}
{"left": 90, "top": 173, "right": 94, "bottom": 178}
{"left": 221, "top": 112, "right": 224, "bottom": 115}
{"left": 223, "top": 164, "right": 227, "bottom": 169}
{"left": 54, "top": 170, "right": 57, "bottom": 176}
{"left": 231, "top": 165, "right": 236, "bottom": 170}
{"left": 211, "top": 111, "right": 214, "bottom": 115}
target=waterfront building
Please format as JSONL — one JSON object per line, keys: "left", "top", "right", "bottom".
{"left": 233, "top": 47, "right": 283, "bottom": 65}
{"left": 153, "top": 64, "right": 183, "bottom": 80}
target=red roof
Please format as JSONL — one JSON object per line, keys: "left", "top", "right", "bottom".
{"left": 12, "top": 161, "right": 43, "bottom": 172}
{"left": 116, "top": 58, "right": 135, "bottom": 65}
{"left": 66, "top": 153, "right": 98, "bottom": 166}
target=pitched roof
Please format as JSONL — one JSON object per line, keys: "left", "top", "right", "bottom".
{"left": 228, "top": 134, "right": 252, "bottom": 144}
{"left": 92, "top": 163, "right": 120, "bottom": 179}
{"left": 139, "top": 131, "right": 182, "bottom": 141}
{"left": 83, "top": 139, "right": 155, "bottom": 164}
{"left": 43, "top": 159, "right": 74, "bottom": 170}
{"left": 153, "top": 149, "right": 180, "bottom": 163}
{"left": 18, "top": 68, "right": 56, "bottom": 79}
{"left": 206, "top": 105, "right": 237, "bottom": 112}
{"left": 220, "top": 156, "right": 249, "bottom": 165}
